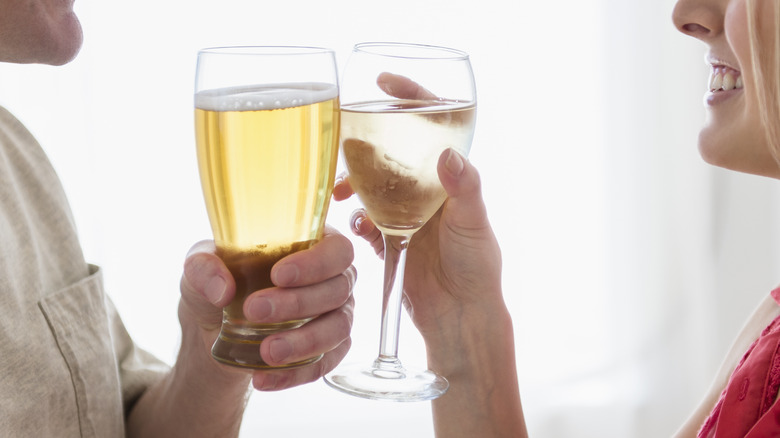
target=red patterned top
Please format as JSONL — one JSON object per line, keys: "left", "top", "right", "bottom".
{"left": 699, "top": 288, "right": 780, "bottom": 437}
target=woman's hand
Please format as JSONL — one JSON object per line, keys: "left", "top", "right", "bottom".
{"left": 336, "top": 150, "right": 526, "bottom": 438}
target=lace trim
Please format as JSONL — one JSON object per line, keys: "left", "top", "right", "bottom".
{"left": 760, "top": 338, "right": 780, "bottom": 416}
{"left": 697, "top": 293, "right": 780, "bottom": 437}
{"left": 697, "top": 332, "right": 764, "bottom": 437}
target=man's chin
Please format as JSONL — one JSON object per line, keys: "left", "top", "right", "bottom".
{"left": 47, "top": 17, "right": 83, "bottom": 66}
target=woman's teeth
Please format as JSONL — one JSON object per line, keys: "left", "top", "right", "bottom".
{"left": 709, "top": 68, "right": 743, "bottom": 92}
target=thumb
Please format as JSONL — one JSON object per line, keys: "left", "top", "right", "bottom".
{"left": 436, "top": 148, "right": 490, "bottom": 232}
{"left": 180, "top": 241, "right": 235, "bottom": 330}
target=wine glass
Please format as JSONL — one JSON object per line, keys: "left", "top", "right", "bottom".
{"left": 194, "top": 46, "right": 340, "bottom": 369}
{"left": 324, "top": 42, "right": 477, "bottom": 401}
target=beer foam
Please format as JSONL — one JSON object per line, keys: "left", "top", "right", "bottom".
{"left": 195, "top": 83, "right": 338, "bottom": 112}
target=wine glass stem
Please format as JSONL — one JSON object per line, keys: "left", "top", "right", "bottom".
{"left": 376, "top": 233, "right": 411, "bottom": 366}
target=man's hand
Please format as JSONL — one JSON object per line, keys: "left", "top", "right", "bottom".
{"left": 178, "top": 225, "right": 356, "bottom": 390}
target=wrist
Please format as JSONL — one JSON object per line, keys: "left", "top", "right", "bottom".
{"left": 425, "top": 303, "right": 526, "bottom": 437}
{"left": 126, "top": 324, "right": 252, "bottom": 438}
{"left": 424, "top": 301, "right": 515, "bottom": 377}
{"left": 176, "top": 324, "right": 253, "bottom": 396}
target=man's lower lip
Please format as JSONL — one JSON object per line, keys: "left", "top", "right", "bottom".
{"left": 705, "top": 88, "right": 742, "bottom": 106}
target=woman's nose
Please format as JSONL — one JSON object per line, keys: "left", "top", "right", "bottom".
{"left": 672, "top": 0, "right": 723, "bottom": 39}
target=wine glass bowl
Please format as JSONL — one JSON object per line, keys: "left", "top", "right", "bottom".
{"left": 340, "top": 99, "right": 476, "bottom": 235}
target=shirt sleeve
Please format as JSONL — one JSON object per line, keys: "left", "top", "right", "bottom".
{"left": 103, "top": 286, "right": 170, "bottom": 415}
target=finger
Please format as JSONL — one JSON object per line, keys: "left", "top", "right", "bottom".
{"left": 350, "top": 209, "right": 384, "bottom": 258}
{"left": 270, "top": 226, "right": 354, "bottom": 287}
{"left": 244, "top": 265, "right": 356, "bottom": 323}
{"left": 436, "top": 148, "right": 491, "bottom": 232}
{"left": 251, "top": 338, "right": 352, "bottom": 392}
{"left": 180, "top": 240, "right": 236, "bottom": 327}
{"left": 377, "top": 72, "right": 438, "bottom": 100}
{"left": 333, "top": 173, "right": 355, "bottom": 201}
{"left": 258, "top": 295, "right": 354, "bottom": 368}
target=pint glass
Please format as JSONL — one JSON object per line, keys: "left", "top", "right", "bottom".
{"left": 194, "top": 46, "right": 340, "bottom": 369}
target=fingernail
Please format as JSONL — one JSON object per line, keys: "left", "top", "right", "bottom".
{"left": 204, "top": 276, "right": 226, "bottom": 304}
{"left": 352, "top": 215, "right": 364, "bottom": 234}
{"left": 269, "top": 338, "right": 292, "bottom": 363}
{"left": 247, "top": 297, "right": 272, "bottom": 321}
{"left": 272, "top": 264, "right": 298, "bottom": 286}
{"left": 445, "top": 148, "right": 465, "bottom": 177}
{"left": 379, "top": 80, "right": 393, "bottom": 96}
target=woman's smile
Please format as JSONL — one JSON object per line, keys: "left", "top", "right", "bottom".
{"left": 706, "top": 58, "right": 744, "bottom": 106}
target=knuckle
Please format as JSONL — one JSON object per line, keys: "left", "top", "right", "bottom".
{"left": 285, "top": 292, "right": 305, "bottom": 320}
{"left": 334, "top": 306, "right": 354, "bottom": 336}
{"left": 298, "top": 329, "right": 319, "bottom": 357}
{"left": 340, "top": 267, "right": 357, "bottom": 299}
{"left": 295, "top": 291, "right": 307, "bottom": 315}
{"left": 342, "top": 238, "right": 355, "bottom": 265}
{"left": 293, "top": 357, "right": 326, "bottom": 385}
{"left": 184, "top": 251, "right": 220, "bottom": 280}
{"left": 326, "top": 232, "right": 355, "bottom": 268}
{"left": 311, "top": 355, "right": 328, "bottom": 380}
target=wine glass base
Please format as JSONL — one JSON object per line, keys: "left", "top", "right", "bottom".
{"left": 323, "top": 360, "right": 449, "bottom": 402}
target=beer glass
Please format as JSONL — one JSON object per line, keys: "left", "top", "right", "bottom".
{"left": 194, "top": 46, "right": 340, "bottom": 369}
{"left": 324, "top": 43, "right": 476, "bottom": 400}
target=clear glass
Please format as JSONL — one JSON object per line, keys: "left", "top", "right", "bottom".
{"left": 194, "top": 46, "right": 340, "bottom": 369}
{"left": 324, "top": 42, "right": 477, "bottom": 401}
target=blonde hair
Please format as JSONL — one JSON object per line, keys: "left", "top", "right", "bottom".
{"left": 747, "top": 0, "right": 780, "bottom": 166}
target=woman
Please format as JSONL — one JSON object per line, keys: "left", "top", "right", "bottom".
{"left": 671, "top": 0, "right": 780, "bottom": 436}
{"left": 336, "top": 0, "right": 780, "bottom": 436}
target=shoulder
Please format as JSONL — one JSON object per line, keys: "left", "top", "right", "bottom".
{"left": 0, "top": 105, "right": 34, "bottom": 139}
{"left": 0, "top": 105, "right": 51, "bottom": 173}
{"left": 673, "top": 293, "right": 780, "bottom": 437}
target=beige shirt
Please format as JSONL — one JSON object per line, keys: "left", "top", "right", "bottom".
{"left": 0, "top": 106, "right": 167, "bottom": 437}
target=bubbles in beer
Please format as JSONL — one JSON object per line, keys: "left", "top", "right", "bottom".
{"left": 195, "top": 83, "right": 339, "bottom": 112}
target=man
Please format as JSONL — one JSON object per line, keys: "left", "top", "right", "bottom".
{"left": 0, "top": 1, "right": 355, "bottom": 436}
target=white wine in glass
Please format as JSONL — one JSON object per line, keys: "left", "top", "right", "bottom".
{"left": 324, "top": 42, "right": 476, "bottom": 401}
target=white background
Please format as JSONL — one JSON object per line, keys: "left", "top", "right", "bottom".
{"left": 2, "top": 0, "right": 780, "bottom": 436}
